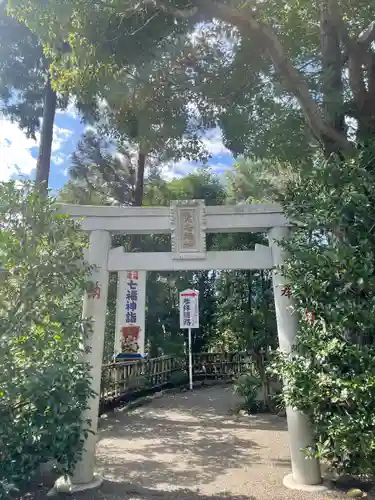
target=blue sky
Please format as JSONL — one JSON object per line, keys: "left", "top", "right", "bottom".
{"left": 0, "top": 105, "right": 235, "bottom": 194}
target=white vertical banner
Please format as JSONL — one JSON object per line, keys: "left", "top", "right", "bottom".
{"left": 115, "top": 270, "right": 146, "bottom": 361}
{"left": 179, "top": 289, "right": 199, "bottom": 329}
{"left": 179, "top": 289, "right": 199, "bottom": 391}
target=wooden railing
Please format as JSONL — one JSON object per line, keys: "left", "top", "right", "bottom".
{"left": 191, "top": 352, "right": 255, "bottom": 379}
{"left": 100, "top": 355, "right": 182, "bottom": 403}
{"left": 99, "top": 351, "right": 265, "bottom": 412}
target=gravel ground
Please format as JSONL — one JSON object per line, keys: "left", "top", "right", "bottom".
{"left": 20, "top": 386, "right": 361, "bottom": 500}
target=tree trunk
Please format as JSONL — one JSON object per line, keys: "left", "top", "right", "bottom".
{"left": 133, "top": 151, "right": 146, "bottom": 206}
{"left": 357, "top": 107, "right": 375, "bottom": 145}
{"left": 320, "top": 0, "right": 345, "bottom": 156}
{"left": 130, "top": 151, "right": 147, "bottom": 251}
{"left": 35, "top": 76, "right": 57, "bottom": 192}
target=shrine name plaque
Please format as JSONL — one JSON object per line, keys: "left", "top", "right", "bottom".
{"left": 170, "top": 200, "right": 206, "bottom": 259}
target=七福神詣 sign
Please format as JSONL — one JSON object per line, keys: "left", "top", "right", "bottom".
{"left": 115, "top": 270, "right": 146, "bottom": 361}
{"left": 179, "top": 289, "right": 199, "bottom": 390}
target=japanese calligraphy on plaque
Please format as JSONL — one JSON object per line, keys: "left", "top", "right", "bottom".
{"left": 114, "top": 270, "right": 146, "bottom": 361}
{"left": 180, "top": 208, "right": 196, "bottom": 250}
{"left": 170, "top": 200, "right": 206, "bottom": 259}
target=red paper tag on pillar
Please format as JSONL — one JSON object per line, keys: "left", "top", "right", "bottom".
{"left": 92, "top": 281, "right": 101, "bottom": 299}
{"left": 305, "top": 311, "right": 315, "bottom": 324}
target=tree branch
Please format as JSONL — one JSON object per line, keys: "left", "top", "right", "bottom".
{"left": 145, "top": 0, "right": 353, "bottom": 153}
{"left": 358, "top": 21, "right": 375, "bottom": 46}
{"left": 141, "top": 0, "right": 354, "bottom": 152}
{"left": 328, "top": 0, "right": 368, "bottom": 110}
{"left": 197, "top": 0, "right": 354, "bottom": 154}
{"left": 146, "top": 0, "right": 198, "bottom": 18}
{"left": 320, "top": 0, "right": 346, "bottom": 150}
{"left": 327, "top": 0, "right": 351, "bottom": 49}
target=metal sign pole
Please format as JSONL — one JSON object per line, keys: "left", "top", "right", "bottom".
{"left": 188, "top": 327, "right": 193, "bottom": 390}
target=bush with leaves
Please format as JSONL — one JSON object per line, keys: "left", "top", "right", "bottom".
{"left": 271, "top": 147, "right": 375, "bottom": 476}
{"left": 168, "top": 369, "right": 188, "bottom": 387}
{"left": 233, "top": 372, "right": 262, "bottom": 413}
{"left": 0, "top": 181, "right": 94, "bottom": 497}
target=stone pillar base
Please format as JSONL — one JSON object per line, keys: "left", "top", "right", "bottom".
{"left": 47, "top": 474, "right": 103, "bottom": 496}
{"left": 283, "top": 473, "right": 328, "bottom": 492}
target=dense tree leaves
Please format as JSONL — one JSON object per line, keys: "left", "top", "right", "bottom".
{"left": 11, "top": 0, "right": 375, "bottom": 158}
{"left": 271, "top": 145, "right": 375, "bottom": 475}
{"left": 53, "top": 27, "right": 221, "bottom": 206}
{"left": 226, "top": 157, "right": 297, "bottom": 204}
{"left": 69, "top": 131, "right": 136, "bottom": 206}
{"left": 0, "top": 10, "right": 44, "bottom": 138}
{"left": 188, "top": 22, "right": 315, "bottom": 163}
{"left": 0, "top": 181, "right": 94, "bottom": 497}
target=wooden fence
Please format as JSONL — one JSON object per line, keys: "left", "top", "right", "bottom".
{"left": 100, "top": 355, "right": 182, "bottom": 404}
{"left": 100, "top": 351, "right": 269, "bottom": 411}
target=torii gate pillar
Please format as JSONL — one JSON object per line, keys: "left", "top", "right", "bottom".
{"left": 50, "top": 230, "right": 110, "bottom": 495}
{"left": 269, "top": 226, "right": 325, "bottom": 491}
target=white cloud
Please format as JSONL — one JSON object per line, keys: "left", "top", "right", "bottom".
{"left": 160, "top": 158, "right": 233, "bottom": 181}
{"left": 0, "top": 117, "right": 37, "bottom": 181}
{"left": 52, "top": 152, "right": 67, "bottom": 166}
{"left": 207, "top": 161, "right": 231, "bottom": 172}
{"left": 52, "top": 126, "right": 72, "bottom": 152}
{"left": 0, "top": 116, "right": 73, "bottom": 182}
{"left": 56, "top": 100, "right": 79, "bottom": 120}
{"left": 201, "top": 127, "right": 230, "bottom": 156}
{"left": 158, "top": 128, "right": 232, "bottom": 180}
{"left": 159, "top": 158, "right": 195, "bottom": 180}
{"left": 84, "top": 125, "right": 96, "bottom": 134}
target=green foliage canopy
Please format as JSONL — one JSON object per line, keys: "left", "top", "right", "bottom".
{"left": 11, "top": 0, "right": 375, "bottom": 159}
{"left": 0, "top": 181, "right": 94, "bottom": 497}
{"left": 271, "top": 146, "right": 375, "bottom": 475}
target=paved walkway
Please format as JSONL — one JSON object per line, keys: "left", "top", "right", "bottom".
{"left": 89, "top": 386, "right": 342, "bottom": 500}
{"left": 27, "top": 386, "right": 349, "bottom": 499}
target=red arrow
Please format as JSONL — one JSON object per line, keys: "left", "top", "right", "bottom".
{"left": 181, "top": 292, "right": 197, "bottom": 297}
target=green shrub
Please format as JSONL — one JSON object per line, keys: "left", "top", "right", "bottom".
{"left": 271, "top": 148, "right": 375, "bottom": 476}
{"left": 233, "top": 372, "right": 261, "bottom": 413}
{"left": 169, "top": 370, "right": 188, "bottom": 387}
{"left": 271, "top": 390, "right": 285, "bottom": 414}
{"left": 0, "top": 181, "right": 94, "bottom": 497}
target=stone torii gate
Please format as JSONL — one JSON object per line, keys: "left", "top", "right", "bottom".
{"left": 52, "top": 200, "right": 326, "bottom": 495}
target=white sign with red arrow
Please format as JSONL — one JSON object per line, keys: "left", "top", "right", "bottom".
{"left": 179, "top": 288, "right": 199, "bottom": 390}
{"left": 179, "top": 288, "right": 199, "bottom": 329}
